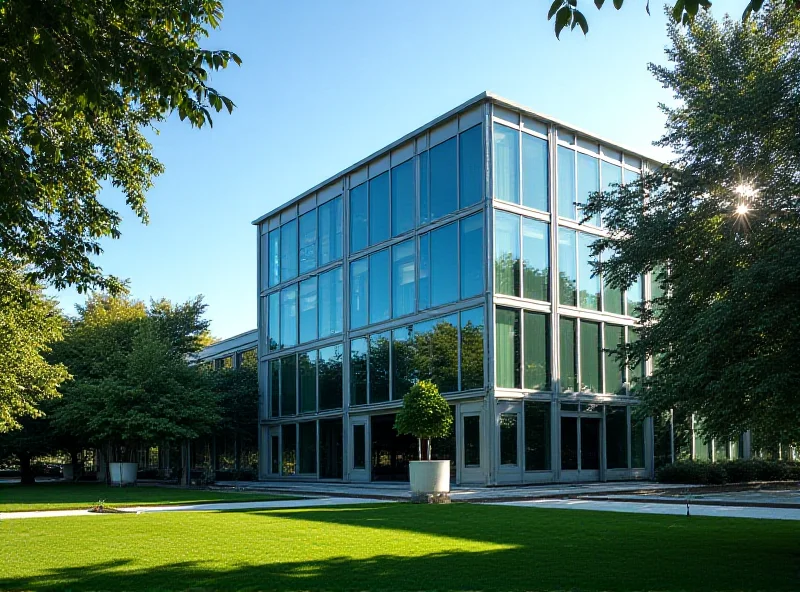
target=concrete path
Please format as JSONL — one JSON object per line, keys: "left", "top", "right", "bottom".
{"left": 489, "top": 498, "right": 800, "bottom": 520}
{"left": 0, "top": 496, "right": 389, "bottom": 521}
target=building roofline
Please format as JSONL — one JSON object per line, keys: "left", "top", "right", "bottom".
{"left": 252, "top": 91, "right": 664, "bottom": 226}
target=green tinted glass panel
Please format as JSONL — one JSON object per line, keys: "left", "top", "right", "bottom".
{"left": 559, "top": 317, "right": 577, "bottom": 392}
{"left": 578, "top": 233, "right": 600, "bottom": 310}
{"left": 522, "top": 217, "right": 549, "bottom": 301}
{"left": 523, "top": 311, "right": 549, "bottom": 390}
{"left": 558, "top": 229, "right": 577, "bottom": 306}
{"left": 494, "top": 123, "right": 519, "bottom": 204}
{"left": 524, "top": 402, "right": 551, "bottom": 471}
{"left": 495, "top": 308, "right": 520, "bottom": 389}
{"left": 580, "top": 321, "right": 601, "bottom": 392}
{"left": 495, "top": 210, "right": 520, "bottom": 297}
{"left": 604, "top": 324, "right": 625, "bottom": 395}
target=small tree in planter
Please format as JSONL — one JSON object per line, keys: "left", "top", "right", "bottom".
{"left": 394, "top": 380, "right": 453, "bottom": 502}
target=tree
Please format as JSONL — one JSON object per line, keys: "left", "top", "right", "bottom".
{"left": 0, "top": 260, "right": 69, "bottom": 433}
{"left": 546, "top": 0, "right": 799, "bottom": 39}
{"left": 584, "top": 5, "right": 800, "bottom": 446}
{"left": 395, "top": 380, "right": 454, "bottom": 461}
{"left": 0, "top": 0, "right": 240, "bottom": 293}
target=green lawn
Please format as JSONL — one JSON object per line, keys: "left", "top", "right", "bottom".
{"left": 1, "top": 503, "right": 797, "bottom": 591}
{"left": 0, "top": 483, "right": 290, "bottom": 512}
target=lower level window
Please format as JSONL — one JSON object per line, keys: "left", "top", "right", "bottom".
{"left": 500, "top": 413, "right": 518, "bottom": 465}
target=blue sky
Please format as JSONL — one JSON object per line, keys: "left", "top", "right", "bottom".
{"left": 51, "top": 0, "right": 677, "bottom": 339}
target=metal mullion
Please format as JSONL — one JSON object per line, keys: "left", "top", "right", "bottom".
{"left": 519, "top": 306, "right": 525, "bottom": 390}
{"left": 517, "top": 116, "right": 523, "bottom": 208}
{"left": 575, "top": 316, "right": 582, "bottom": 394}
{"left": 627, "top": 405, "right": 633, "bottom": 469}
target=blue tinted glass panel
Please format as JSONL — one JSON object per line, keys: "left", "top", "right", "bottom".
{"left": 430, "top": 137, "right": 457, "bottom": 220}
{"left": 299, "top": 211, "right": 317, "bottom": 274}
{"left": 260, "top": 232, "right": 269, "bottom": 291}
{"left": 558, "top": 228, "right": 577, "bottom": 306}
{"left": 392, "top": 239, "right": 415, "bottom": 318}
{"left": 460, "top": 125, "right": 483, "bottom": 208}
{"left": 522, "top": 218, "right": 549, "bottom": 302}
{"left": 350, "top": 183, "right": 368, "bottom": 253}
{"left": 280, "top": 220, "right": 297, "bottom": 281}
{"left": 369, "top": 172, "right": 390, "bottom": 246}
{"left": 318, "top": 266, "right": 343, "bottom": 337}
{"left": 522, "top": 134, "right": 548, "bottom": 211}
{"left": 350, "top": 259, "right": 368, "bottom": 329}
{"left": 391, "top": 160, "right": 415, "bottom": 237}
{"left": 369, "top": 249, "right": 390, "bottom": 324}
{"left": 419, "top": 151, "right": 430, "bottom": 225}
{"left": 268, "top": 292, "right": 280, "bottom": 351}
{"left": 299, "top": 277, "right": 317, "bottom": 344}
{"left": 460, "top": 213, "right": 483, "bottom": 299}
{"left": 624, "top": 169, "right": 640, "bottom": 184}
{"left": 578, "top": 233, "right": 600, "bottom": 311}
{"left": 280, "top": 285, "right": 297, "bottom": 349}
{"left": 268, "top": 229, "right": 280, "bottom": 287}
{"left": 577, "top": 153, "right": 600, "bottom": 226}
{"left": 601, "top": 161, "right": 622, "bottom": 230}
{"left": 557, "top": 146, "right": 576, "bottom": 219}
{"left": 494, "top": 210, "right": 520, "bottom": 297}
{"left": 418, "top": 233, "right": 430, "bottom": 311}
{"left": 318, "top": 196, "right": 343, "bottom": 265}
{"left": 431, "top": 223, "right": 458, "bottom": 306}
{"left": 494, "top": 123, "right": 519, "bottom": 204}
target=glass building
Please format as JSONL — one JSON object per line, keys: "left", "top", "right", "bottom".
{"left": 254, "top": 93, "right": 669, "bottom": 484}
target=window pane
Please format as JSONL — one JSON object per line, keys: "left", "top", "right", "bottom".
{"left": 430, "top": 137, "right": 457, "bottom": 220}
{"left": 353, "top": 424, "right": 366, "bottom": 469}
{"left": 624, "top": 168, "right": 640, "bottom": 185}
{"left": 280, "top": 285, "right": 297, "bottom": 349}
{"left": 271, "top": 435, "right": 279, "bottom": 473}
{"left": 460, "top": 307, "right": 484, "bottom": 391}
{"left": 494, "top": 210, "right": 520, "bottom": 297}
{"left": 318, "top": 195, "right": 343, "bottom": 265}
{"left": 522, "top": 218, "right": 549, "bottom": 301}
{"left": 578, "top": 233, "right": 600, "bottom": 310}
{"left": 419, "top": 151, "right": 430, "bottom": 225}
{"left": 350, "top": 182, "right": 368, "bottom": 253}
{"left": 631, "top": 414, "right": 646, "bottom": 468}
{"left": 524, "top": 401, "right": 551, "bottom": 471}
{"left": 463, "top": 416, "right": 481, "bottom": 467}
{"left": 268, "top": 229, "right": 280, "bottom": 287}
{"left": 523, "top": 311, "right": 549, "bottom": 390}
{"left": 460, "top": 213, "right": 484, "bottom": 299}
{"left": 495, "top": 308, "right": 521, "bottom": 389}
{"left": 603, "top": 249, "right": 623, "bottom": 315}
{"left": 369, "top": 332, "right": 391, "bottom": 403}
{"left": 604, "top": 325, "right": 625, "bottom": 395}
{"left": 431, "top": 223, "right": 458, "bottom": 306}
{"left": 580, "top": 320, "right": 601, "bottom": 392}
{"left": 282, "top": 424, "right": 296, "bottom": 475}
{"left": 268, "top": 292, "right": 280, "bottom": 351}
{"left": 318, "top": 266, "right": 343, "bottom": 337}
{"left": 628, "top": 327, "right": 643, "bottom": 389}
{"left": 606, "top": 406, "right": 628, "bottom": 469}
{"left": 493, "top": 123, "right": 519, "bottom": 204}
{"left": 260, "top": 232, "right": 270, "bottom": 291}
{"left": 414, "top": 315, "right": 458, "bottom": 394}
{"left": 558, "top": 229, "right": 577, "bottom": 306}
{"left": 601, "top": 162, "right": 622, "bottom": 228}
{"left": 418, "top": 234, "right": 430, "bottom": 310}
{"left": 522, "top": 133, "right": 548, "bottom": 211}
{"left": 299, "top": 211, "right": 317, "bottom": 274}
{"left": 391, "top": 160, "right": 415, "bottom": 237}
{"left": 627, "top": 275, "right": 643, "bottom": 318}
{"left": 392, "top": 326, "right": 415, "bottom": 400}
{"left": 460, "top": 125, "right": 483, "bottom": 208}
{"left": 299, "top": 278, "right": 317, "bottom": 344}
{"left": 369, "top": 172, "right": 390, "bottom": 246}
{"left": 350, "top": 338, "right": 368, "bottom": 406}
{"left": 500, "top": 413, "right": 518, "bottom": 465}
{"left": 318, "top": 344, "right": 343, "bottom": 410}
{"left": 280, "top": 354, "right": 297, "bottom": 416}
{"left": 561, "top": 416, "right": 578, "bottom": 470}
{"left": 557, "top": 146, "right": 576, "bottom": 219}
{"left": 280, "top": 219, "right": 298, "bottom": 281}
{"left": 577, "top": 153, "right": 600, "bottom": 226}
{"left": 559, "top": 317, "right": 577, "bottom": 392}
{"left": 299, "top": 422, "right": 317, "bottom": 474}
{"left": 369, "top": 249, "right": 390, "bottom": 324}
{"left": 392, "top": 239, "right": 415, "bottom": 318}
{"left": 319, "top": 418, "right": 343, "bottom": 479}
{"left": 269, "top": 359, "right": 279, "bottom": 417}
{"left": 350, "top": 258, "right": 368, "bottom": 329}
{"left": 299, "top": 350, "right": 317, "bottom": 413}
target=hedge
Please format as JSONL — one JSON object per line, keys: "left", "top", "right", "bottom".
{"left": 656, "top": 459, "right": 800, "bottom": 485}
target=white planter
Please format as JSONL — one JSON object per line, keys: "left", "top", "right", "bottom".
{"left": 409, "top": 460, "right": 450, "bottom": 494}
{"left": 109, "top": 462, "right": 138, "bottom": 486}
{"left": 62, "top": 464, "right": 74, "bottom": 481}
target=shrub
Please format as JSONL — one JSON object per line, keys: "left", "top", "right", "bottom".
{"left": 657, "top": 459, "right": 800, "bottom": 484}
{"left": 656, "top": 460, "right": 727, "bottom": 484}
{"left": 394, "top": 380, "right": 453, "bottom": 461}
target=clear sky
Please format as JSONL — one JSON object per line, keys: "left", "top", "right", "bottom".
{"left": 50, "top": 0, "right": 677, "bottom": 340}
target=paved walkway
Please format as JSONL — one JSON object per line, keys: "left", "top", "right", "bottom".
{"left": 489, "top": 498, "right": 800, "bottom": 520}
{"left": 0, "top": 496, "right": 388, "bottom": 521}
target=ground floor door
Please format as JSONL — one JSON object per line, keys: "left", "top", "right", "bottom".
{"left": 459, "top": 403, "right": 485, "bottom": 484}
{"left": 560, "top": 414, "right": 602, "bottom": 481}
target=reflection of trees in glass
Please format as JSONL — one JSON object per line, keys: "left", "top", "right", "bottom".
{"left": 460, "top": 321, "right": 484, "bottom": 390}
{"left": 350, "top": 340, "right": 367, "bottom": 406}
{"left": 523, "top": 265, "right": 549, "bottom": 302}
{"left": 558, "top": 271, "right": 577, "bottom": 306}
{"left": 369, "top": 333, "right": 390, "bottom": 403}
{"left": 392, "top": 328, "right": 415, "bottom": 400}
{"left": 298, "top": 351, "right": 316, "bottom": 413}
{"left": 494, "top": 252, "right": 520, "bottom": 296}
{"left": 318, "top": 346, "right": 343, "bottom": 410}
{"left": 414, "top": 319, "right": 458, "bottom": 394}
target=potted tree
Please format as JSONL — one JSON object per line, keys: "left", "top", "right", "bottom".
{"left": 394, "top": 380, "right": 453, "bottom": 503}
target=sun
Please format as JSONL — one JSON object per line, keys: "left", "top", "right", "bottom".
{"left": 735, "top": 203, "right": 750, "bottom": 216}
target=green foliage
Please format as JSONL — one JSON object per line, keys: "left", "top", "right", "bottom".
{"left": 656, "top": 459, "right": 800, "bottom": 484}
{"left": 584, "top": 5, "right": 800, "bottom": 446}
{"left": 394, "top": 381, "right": 454, "bottom": 442}
{"left": 546, "top": 0, "right": 797, "bottom": 39}
{"left": 0, "top": 259, "right": 69, "bottom": 432}
{"left": 206, "top": 363, "right": 258, "bottom": 472}
{"left": 0, "top": 0, "right": 239, "bottom": 293}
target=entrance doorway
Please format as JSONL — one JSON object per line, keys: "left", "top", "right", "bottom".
{"left": 371, "top": 414, "right": 416, "bottom": 481}
{"left": 560, "top": 405, "right": 602, "bottom": 481}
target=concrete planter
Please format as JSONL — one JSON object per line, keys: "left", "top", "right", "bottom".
{"left": 109, "top": 462, "right": 138, "bottom": 486}
{"left": 62, "top": 464, "right": 74, "bottom": 481}
{"left": 409, "top": 460, "right": 450, "bottom": 502}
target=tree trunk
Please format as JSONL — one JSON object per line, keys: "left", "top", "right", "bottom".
{"left": 417, "top": 438, "right": 422, "bottom": 461}
{"left": 19, "top": 454, "right": 35, "bottom": 485}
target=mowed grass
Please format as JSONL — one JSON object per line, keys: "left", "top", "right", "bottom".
{"left": 2, "top": 503, "right": 798, "bottom": 591}
{"left": 0, "top": 483, "right": 291, "bottom": 512}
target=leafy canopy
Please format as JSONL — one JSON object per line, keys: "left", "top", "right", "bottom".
{"left": 394, "top": 380, "right": 453, "bottom": 441}
{"left": 584, "top": 5, "right": 800, "bottom": 445}
{"left": 0, "top": 0, "right": 239, "bottom": 293}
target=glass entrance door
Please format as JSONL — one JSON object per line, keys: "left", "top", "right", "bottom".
{"left": 560, "top": 404, "right": 602, "bottom": 481}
